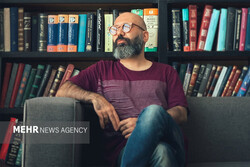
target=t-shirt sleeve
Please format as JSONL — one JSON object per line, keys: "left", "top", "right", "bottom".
{"left": 67, "top": 62, "right": 100, "bottom": 92}
{"left": 166, "top": 67, "right": 188, "bottom": 109}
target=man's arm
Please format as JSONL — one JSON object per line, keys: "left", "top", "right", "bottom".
{"left": 167, "top": 106, "right": 187, "bottom": 124}
{"left": 56, "top": 81, "right": 120, "bottom": 131}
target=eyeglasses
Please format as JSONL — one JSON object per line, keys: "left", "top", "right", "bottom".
{"left": 108, "top": 23, "right": 145, "bottom": 36}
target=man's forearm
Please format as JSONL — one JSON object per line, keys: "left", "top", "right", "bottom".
{"left": 167, "top": 106, "right": 187, "bottom": 124}
{"left": 56, "top": 81, "right": 99, "bottom": 103}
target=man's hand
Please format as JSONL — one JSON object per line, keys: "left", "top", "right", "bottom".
{"left": 118, "top": 118, "right": 137, "bottom": 139}
{"left": 92, "top": 94, "right": 120, "bottom": 131}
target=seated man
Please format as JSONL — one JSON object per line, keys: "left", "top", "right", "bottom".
{"left": 56, "top": 12, "right": 188, "bottom": 167}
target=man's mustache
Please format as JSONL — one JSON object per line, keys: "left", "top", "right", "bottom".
{"left": 115, "top": 35, "right": 131, "bottom": 46}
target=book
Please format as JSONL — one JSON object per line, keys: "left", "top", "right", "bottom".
{"left": 207, "top": 65, "right": 222, "bottom": 97}
{"left": 183, "top": 63, "right": 193, "bottom": 95}
{"left": 197, "top": 5, "right": 213, "bottom": 51}
{"left": 171, "top": 9, "right": 181, "bottom": 51}
{"left": 57, "top": 14, "right": 69, "bottom": 52}
{"left": 246, "top": 87, "right": 250, "bottom": 96}
{"left": 48, "top": 65, "right": 66, "bottom": 97}
{"left": 216, "top": 8, "right": 227, "bottom": 51}
{"left": 47, "top": 15, "right": 58, "bottom": 52}
{"left": 189, "top": 5, "right": 197, "bottom": 51}
{"left": 191, "top": 64, "right": 206, "bottom": 97}
{"left": 10, "top": 7, "right": 18, "bottom": 52}
{"left": 85, "top": 13, "right": 96, "bottom": 52}
{"left": 43, "top": 69, "right": 57, "bottom": 97}
{"left": 59, "top": 64, "right": 74, "bottom": 88}
{"left": 204, "top": 9, "right": 220, "bottom": 51}
{"left": 0, "top": 9, "right": 4, "bottom": 51}
{"left": 131, "top": 9, "right": 144, "bottom": 18}
{"left": 0, "top": 63, "right": 12, "bottom": 108}
{"left": 4, "top": 63, "right": 18, "bottom": 108}
{"left": 182, "top": 8, "right": 190, "bottom": 52}
{"left": 21, "top": 68, "right": 36, "bottom": 106}
{"left": 71, "top": 69, "right": 80, "bottom": 77}
{"left": 36, "top": 64, "right": 52, "bottom": 97}
{"left": 239, "top": 8, "right": 248, "bottom": 51}
{"left": 37, "top": 13, "right": 48, "bottom": 52}
{"left": 68, "top": 14, "right": 79, "bottom": 52}
{"left": 179, "top": 63, "right": 187, "bottom": 84}
{"left": 233, "top": 9, "right": 242, "bottom": 51}
{"left": 18, "top": 8, "right": 24, "bottom": 52}
{"left": 24, "top": 12, "right": 32, "bottom": 51}
{"left": 217, "top": 66, "right": 233, "bottom": 96}
{"left": 9, "top": 63, "right": 25, "bottom": 108}
{"left": 78, "top": 14, "right": 87, "bottom": 52}
{"left": 221, "top": 65, "right": 237, "bottom": 97}
{"left": 225, "top": 7, "right": 236, "bottom": 51}
{"left": 244, "top": 8, "right": 250, "bottom": 51}
{"left": 4, "top": 8, "right": 11, "bottom": 52}
{"left": 144, "top": 8, "right": 158, "bottom": 52}
{"left": 96, "top": 9, "right": 104, "bottom": 52}
{"left": 104, "top": 14, "right": 113, "bottom": 52}
{"left": 186, "top": 63, "right": 200, "bottom": 96}
{"left": 237, "top": 66, "right": 250, "bottom": 96}
{"left": 31, "top": 14, "right": 38, "bottom": 51}
{"left": 204, "top": 64, "right": 217, "bottom": 96}
{"left": 172, "top": 62, "right": 179, "bottom": 72}
{"left": 212, "top": 66, "right": 228, "bottom": 97}
{"left": 14, "top": 64, "right": 32, "bottom": 107}
{"left": 15, "top": 143, "right": 22, "bottom": 166}
{"left": 113, "top": 9, "right": 119, "bottom": 22}
{"left": 197, "top": 64, "right": 213, "bottom": 97}
{"left": 232, "top": 66, "right": 249, "bottom": 96}
{"left": 226, "top": 69, "right": 241, "bottom": 96}
{"left": 0, "top": 117, "right": 17, "bottom": 161}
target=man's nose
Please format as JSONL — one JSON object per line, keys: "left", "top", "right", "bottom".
{"left": 116, "top": 27, "right": 125, "bottom": 36}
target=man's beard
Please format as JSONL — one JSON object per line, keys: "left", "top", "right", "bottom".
{"left": 113, "top": 34, "right": 144, "bottom": 59}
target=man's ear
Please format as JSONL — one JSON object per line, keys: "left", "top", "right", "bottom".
{"left": 143, "top": 31, "right": 149, "bottom": 43}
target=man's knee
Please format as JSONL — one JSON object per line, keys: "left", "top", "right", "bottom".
{"left": 138, "top": 104, "right": 168, "bottom": 123}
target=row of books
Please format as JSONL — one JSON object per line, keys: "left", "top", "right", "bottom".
{"left": 0, "top": 62, "right": 79, "bottom": 108}
{"left": 0, "top": 117, "right": 22, "bottom": 166}
{"left": 171, "top": 5, "right": 250, "bottom": 52}
{"left": 172, "top": 62, "right": 250, "bottom": 97}
{"left": 0, "top": 7, "right": 158, "bottom": 53}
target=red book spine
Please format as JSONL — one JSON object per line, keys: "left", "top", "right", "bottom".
{"left": 0, "top": 63, "right": 12, "bottom": 108}
{"left": 197, "top": 5, "right": 213, "bottom": 51}
{"left": 0, "top": 117, "right": 17, "bottom": 160}
{"left": 221, "top": 66, "right": 237, "bottom": 97}
{"left": 226, "top": 69, "right": 241, "bottom": 96}
{"left": 59, "top": 64, "right": 75, "bottom": 88}
{"left": 9, "top": 63, "right": 25, "bottom": 108}
{"left": 189, "top": 5, "right": 197, "bottom": 51}
{"left": 239, "top": 8, "right": 248, "bottom": 51}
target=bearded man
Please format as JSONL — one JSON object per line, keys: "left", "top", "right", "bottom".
{"left": 56, "top": 12, "right": 188, "bottom": 167}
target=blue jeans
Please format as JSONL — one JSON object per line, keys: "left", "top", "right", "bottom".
{"left": 117, "top": 105, "right": 185, "bottom": 167}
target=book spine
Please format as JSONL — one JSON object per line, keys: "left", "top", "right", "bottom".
{"left": 71, "top": 69, "right": 80, "bottom": 77}
{"left": 131, "top": 9, "right": 144, "bottom": 18}
{"left": 225, "top": 7, "right": 236, "bottom": 51}
{"left": 144, "top": 8, "right": 158, "bottom": 52}
{"left": 217, "top": 66, "right": 233, "bottom": 96}
{"left": 31, "top": 14, "right": 38, "bottom": 51}
{"left": 4, "top": 63, "right": 19, "bottom": 108}
{"left": 28, "top": 64, "right": 45, "bottom": 98}
{"left": 9, "top": 63, "right": 25, "bottom": 108}
{"left": 244, "top": 8, "right": 250, "bottom": 51}
{"left": 10, "top": 7, "right": 18, "bottom": 52}
{"left": 204, "top": 9, "right": 220, "bottom": 51}
{"left": 216, "top": 8, "right": 227, "bottom": 51}
{"left": 232, "top": 66, "right": 249, "bottom": 96}
{"left": 36, "top": 64, "right": 52, "bottom": 97}
{"left": 57, "top": 14, "right": 68, "bottom": 52}
{"left": 113, "top": 9, "right": 119, "bottom": 23}
{"left": 179, "top": 64, "right": 187, "bottom": 84}
{"left": 189, "top": 5, "right": 197, "bottom": 51}
{"left": 48, "top": 66, "right": 66, "bottom": 97}
{"left": 197, "top": 64, "right": 213, "bottom": 97}
{"left": 197, "top": 5, "right": 213, "bottom": 51}
{"left": 0, "top": 63, "right": 12, "bottom": 108}
{"left": 14, "top": 64, "right": 32, "bottom": 107}
{"left": 226, "top": 69, "right": 241, "bottom": 96}
{"left": 172, "top": 62, "right": 179, "bottom": 72}
{"left": 4, "top": 8, "right": 11, "bottom": 52}
{"left": 78, "top": 14, "right": 87, "bottom": 52}
{"left": 67, "top": 15, "right": 78, "bottom": 52}
{"left": 246, "top": 87, "right": 250, "bottom": 96}
{"left": 18, "top": 8, "right": 24, "bottom": 52}
{"left": 96, "top": 9, "right": 104, "bottom": 52}
{"left": 37, "top": 13, "right": 48, "bottom": 52}
{"left": 23, "top": 12, "right": 32, "bottom": 52}
{"left": 15, "top": 143, "right": 22, "bottom": 166}
{"left": 191, "top": 64, "right": 206, "bottom": 96}
{"left": 21, "top": 68, "right": 36, "bottom": 106}
{"left": 207, "top": 66, "right": 222, "bottom": 97}
{"left": 221, "top": 65, "right": 237, "bottom": 97}
{"left": 0, "top": 117, "right": 17, "bottom": 160}
{"left": 212, "top": 66, "right": 228, "bottom": 97}
{"left": 85, "top": 13, "right": 95, "bottom": 52}
{"left": 104, "top": 14, "right": 113, "bottom": 52}
{"left": 171, "top": 9, "right": 181, "bottom": 51}
{"left": 233, "top": 9, "right": 242, "bottom": 51}
{"left": 182, "top": 8, "right": 190, "bottom": 52}
{"left": 186, "top": 64, "right": 200, "bottom": 96}
{"left": 0, "top": 9, "right": 4, "bottom": 51}
{"left": 183, "top": 63, "right": 193, "bottom": 95}
{"left": 237, "top": 67, "right": 250, "bottom": 96}
{"left": 59, "top": 64, "right": 75, "bottom": 88}
{"left": 47, "top": 15, "right": 58, "bottom": 52}
{"left": 239, "top": 8, "right": 248, "bottom": 51}
{"left": 43, "top": 69, "right": 57, "bottom": 97}
{"left": 204, "top": 65, "right": 217, "bottom": 96}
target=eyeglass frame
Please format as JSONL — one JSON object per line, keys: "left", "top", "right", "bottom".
{"left": 108, "top": 22, "right": 146, "bottom": 36}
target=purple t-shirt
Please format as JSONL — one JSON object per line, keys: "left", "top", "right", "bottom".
{"left": 68, "top": 60, "right": 188, "bottom": 165}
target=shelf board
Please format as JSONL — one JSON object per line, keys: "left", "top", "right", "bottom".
{"left": 166, "top": 0, "right": 250, "bottom": 3}
{"left": 0, "top": 107, "right": 23, "bottom": 115}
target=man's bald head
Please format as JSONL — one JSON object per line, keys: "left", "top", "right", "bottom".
{"left": 114, "top": 12, "right": 147, "bottom": 30}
